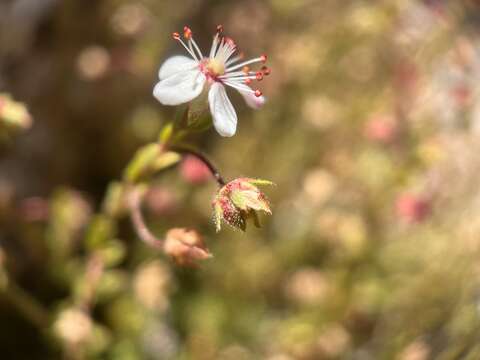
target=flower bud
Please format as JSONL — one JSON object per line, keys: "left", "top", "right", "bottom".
{"left": 163, "top": 228, "right": 211, "bottom": 266}
{"left": 180, "top": 155, "right": 211, "bottom": 184}
{"left": 212, "top": 178, "right": 273, "bottom": 232}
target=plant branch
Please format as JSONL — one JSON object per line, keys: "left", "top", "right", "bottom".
{"left": 168, "top": 144, "right": 226, "bottom": 186}
{"left": 128, "top": 187, "right": 164, "bottom": 249}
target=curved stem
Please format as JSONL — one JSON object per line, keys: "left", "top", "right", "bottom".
{"left": 168, "top": 144, "right": 226, "bottom": 186}
{"left": 128, "top": 187, "right": 164, "bottom": 249}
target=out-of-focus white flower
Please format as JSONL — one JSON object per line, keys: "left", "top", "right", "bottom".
{"left": 153, "top": 26, "right": 269, "bottom": 137}
{"left": 54, "top": 308, "right": 93, "bottom": 346}
{"left": 76, "top": 45, "right": 110, "bottom": 80}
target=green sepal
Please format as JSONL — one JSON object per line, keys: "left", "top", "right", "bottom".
{"left": 245, "top": 178, "right": 275, "bottom": 186}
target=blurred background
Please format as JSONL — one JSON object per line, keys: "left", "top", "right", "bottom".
{"left": 2, "top": 0, "right": 480, "bottom": 358}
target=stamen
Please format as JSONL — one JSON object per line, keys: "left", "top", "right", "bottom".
{"left": 260, "top": 54, "right": 267, "bottom": 63}
{"left": 256, "top": 72, "right": 263, "bottom": 81}
{"left": 172, "top": 32, "right": 180, "bottom": 40}
{"left": 209, "top": 33, "right": 220, "bottom": 59}
{"left": 223, "top": 80, "right": 255, "bottom": 93}
{"left": 226, "top": 57, "right": 266, "bottom": 72}
{"left": 245, "top": 78, "right": 252, "bottom": 85}
{"left": 219, "top": 70, "right": 257, "bottom": 79}
{"left": 216, "top": 37, "right": 234, "bottom": 62}
{"left": 216, "top": 24, "right": 224, "bottom": 33}
{"left": 224, "top": 37, "right": 236, "bottom": 49}
{"left": 225, "top": 53, "right": 244, "bottom": 67}
{"left": 261, "top": 66, "right": 271, "bottom": 76}
{"left": 214, "top": 37, "right": 225, "bottom": 59}
{"left": 221, "top": 75, "right": 257, "bottom": 81}
{"left": 183, "top": 26, "right": 192, "bottom": 40}
{"left": 254, "top": 90, "right": 262, "bottom": 97}
{"left": 223, "top": 42, "right": 237, "bottom": 62}
{"left": 173, "top": 35, "right": 198, "bottom": 60}
{"left": 190, "top": 37, "right": 204, "bottom": 59}
{"left": 243, "top": 66, "right": 250, "bottom": 73}
{"left": 187, "top": 40, "right": 199, "bottom": 61}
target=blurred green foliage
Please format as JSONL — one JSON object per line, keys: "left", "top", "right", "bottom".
{"left": 2, "top": 0, "right": 480, "bottom": 359}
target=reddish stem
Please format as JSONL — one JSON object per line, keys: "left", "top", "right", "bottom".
{"left": 169, "top": 145, "right": 226, "bottom": 186}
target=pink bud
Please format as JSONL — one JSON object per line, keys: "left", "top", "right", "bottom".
{"left": 395, "top": 193, "right": 431, "bottom": 224}
{"left": 364, "top": 115, "right": 398, "bottom": 144}
{"left": 180, "top": 155, "right": 211, "bottom": 184}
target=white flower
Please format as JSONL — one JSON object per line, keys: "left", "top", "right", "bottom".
{"left": 153, "top": 25, "right": 269, "bottom": 137}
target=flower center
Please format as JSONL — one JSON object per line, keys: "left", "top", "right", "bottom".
{"left": 206, "top": 59, "right": 225, "bottom": 77}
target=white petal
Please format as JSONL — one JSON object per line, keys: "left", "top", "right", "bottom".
{"left": 239, "top": 90, "right": 266, "bottom": 109}
{"left": 208, "top": 83, "right": 237, "bottom": 137}
{"left": 153, "top": 70, "right": 206, "bottom": 106}
{"left": 158, "top": 55, "right": 197, "bottom": 80}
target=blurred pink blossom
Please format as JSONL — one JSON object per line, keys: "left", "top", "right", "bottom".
{"left": 364, "top": 115, "right": 398, "bottom": 144}
{"left": 180, "top": 155, "right": 211, "bottom": 184}
{"left": 395, "top": 193, "right": 431, "bottom": 223}
{"left": 145, "top": 186, "right": 177, "bottom": 216}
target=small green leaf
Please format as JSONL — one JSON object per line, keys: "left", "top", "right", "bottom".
{"left": 158, "top": 122, "right": 174, "bottom": 144}
{"left": 151, "top": 151, "right": 181, "bottom": 172}
{"left": 123, "top": 143, "right": 160, "bottom": 183}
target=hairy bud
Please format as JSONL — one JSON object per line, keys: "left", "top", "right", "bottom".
{"left": 212, "top": 178, "right": 273, "bottom": 232}
{"left": 163, "top": 228, "right": 211, "bottom": 266}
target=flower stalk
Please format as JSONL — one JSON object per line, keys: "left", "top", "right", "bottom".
{"left": 168, "top": 144, "right": 226, "bottom": 186}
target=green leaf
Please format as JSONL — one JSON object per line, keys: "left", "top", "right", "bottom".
{"left": 158, "top": 122, "right": 174, "bottom": 144}
{"left": 123, "top": 143, "right": 160, "bottom": 183}
{"left": 151, "top": 151, "right": 181, "bottom": 172}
